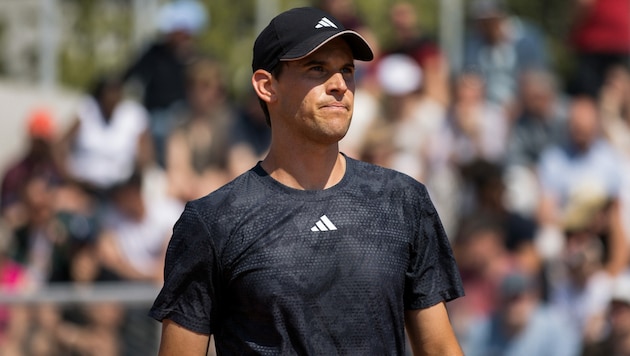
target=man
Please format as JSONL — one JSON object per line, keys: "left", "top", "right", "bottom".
{"left": 464, "top": 0, "right": 548, "bottom": 109}
{"left": 150, "top": 7, "right": 464, "bottom": 355}
{"left": 537, "top": 96, "right": 627, "bottom": 275}
{"left": 123, "top": 0, "right": 208, "bottom": 167}
{"left": 1, "top": 108, "right": 62, "bottom": 228}
{"left": 463, "top": 271, "right": 581, "bottom": 356}
{"left": 505, "top": 69, "right": 568, "bottom": 169}
{"left": 582, "top": 273, "right": 630, "bottom": 356}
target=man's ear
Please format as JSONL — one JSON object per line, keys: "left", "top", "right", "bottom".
{"left": 252, "top": 69, "right": 275, "bottom": 104}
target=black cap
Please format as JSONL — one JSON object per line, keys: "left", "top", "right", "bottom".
{"left": 252, "top": 7, "right": 374, "bottom": 73}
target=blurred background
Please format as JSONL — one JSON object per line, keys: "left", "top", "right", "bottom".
{"left": 0, "top": 0, "right": 629, "bottom": 355}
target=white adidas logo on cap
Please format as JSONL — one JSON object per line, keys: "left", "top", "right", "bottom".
{"left": 315, "top": 17, "right": 337, "bottom": 29}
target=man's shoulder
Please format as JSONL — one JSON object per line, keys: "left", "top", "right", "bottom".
{"left": 348, "top": 157, "right": 426, "bottom": 189}
{"left": 189, "top": 168, "right": 261, "bottom": 209}
{"left": 346, "top": 158, "right": 433, "bottom": 211}
{"left": 186, "top": 166, "right": 287, "bottom": 225}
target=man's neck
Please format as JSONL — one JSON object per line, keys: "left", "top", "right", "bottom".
{"left": 261, "top": 144, "right": 346, "bottom": 190}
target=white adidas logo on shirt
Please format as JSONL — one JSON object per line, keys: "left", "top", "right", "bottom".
{"left": 315, "top": 17, "right": 337, "bottom": 29}
{"left": 310, "top": 215, "right": 337, "bottom": 232}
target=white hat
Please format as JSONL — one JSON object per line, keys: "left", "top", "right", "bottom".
{"left": 376, "top": 54, "right": 423, "bottom": 96}
{"left": 157, "top": 0, "right": 208, "bottom": 34}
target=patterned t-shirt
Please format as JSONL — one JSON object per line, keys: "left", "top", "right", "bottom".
{"left": 149, "top": 156, "right": 464, "bottom": 355}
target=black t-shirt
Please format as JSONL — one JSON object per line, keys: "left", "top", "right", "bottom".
{"left": 123, "top": 41, "right": 188, "bottom": 112}
{"left": 150, "top": 156, "right": 464, "bottom": 354}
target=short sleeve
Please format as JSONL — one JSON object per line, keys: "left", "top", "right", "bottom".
{"left": 149, "top": 202, "right": 221, "bottom": 335}
{"left": 404, "top": 184, "right": 464, "bottom": 310}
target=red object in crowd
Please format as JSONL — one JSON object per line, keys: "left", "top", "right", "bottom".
{"left": 571, "top": 0, "right": 630, "bottom": 53}
{"left": 27, "top": 108, "right": 56, "bottom": 140}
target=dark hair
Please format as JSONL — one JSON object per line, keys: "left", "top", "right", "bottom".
{"left": 257, "top": 63, "right": 285, "bottom": 127}
{"left": 89, "top": 72, "right": 124, "bottom": 101}
{"left": 108, "top": 169, "right": 143, "bottom": 196}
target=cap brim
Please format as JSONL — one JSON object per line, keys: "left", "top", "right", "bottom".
{"left": 280, "top": 30, "right": 374, "bottom": 62}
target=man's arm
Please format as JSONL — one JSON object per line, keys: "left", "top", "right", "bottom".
{"left": 604, "top": 199, "right": 629, "bottom": 275}
{"left": 405, "top": 302, "right": 463, "bottom": 356}
{"left": 158, "top": 319, "right": 210, "bottom": 356}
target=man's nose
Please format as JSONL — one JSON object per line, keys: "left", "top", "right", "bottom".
{"left": 326, "top": 72, "right": 348, "bottom": 95}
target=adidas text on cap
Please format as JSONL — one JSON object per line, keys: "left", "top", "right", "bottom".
{"left": 252, "top": 7, "right": 374, "bottom": 73}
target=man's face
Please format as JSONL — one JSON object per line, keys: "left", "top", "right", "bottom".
{"left": 271, "top": 37, "right": 356, "bottom": 146}
{"left": 568, "top": 98, "right": 600, "bottom": 151}
{"left": 501, "top": 290, "right": 537, "bottom": 331}
{"left": 477, "top": 17, "right": 504, "bottom": 44}
{"left": 610, "top": 301, "right": 630, "bottom": 337}
{"left": 189, "top": 76, "right": 222, "bottom": 113}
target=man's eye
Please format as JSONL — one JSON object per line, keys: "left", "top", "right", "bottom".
{"left": 310, "top": 66, "right": 325, "bottom": 72}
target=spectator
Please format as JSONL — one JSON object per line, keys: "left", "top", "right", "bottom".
{"left": 2, "top": 147, "right": 121, "bottom": 356}
{"left": 448, "top": 215, "right": 516, "bottom": 344}
{"left": 97, "top": 171, "right": 182, "bottom": 282}
{"left": 464, "top": 0, "right": 549, "bottom": 111}
{"left": 582, "top": 273, "right": 630, "bottom": 356}
{"left": 59, "top": 74, "right": 153, "bottom": 199}
{"left": 384, "top": 1, "right": 439, "bottom": 61}
{"left": 0, "top": 219, "right": 30, "bottom": 355}
{"left": 123, "top": 0, "right": 208, "bottom": 167}
{"left": 505, "top": 69, "right": 569, "bottom": 169}
{"left": 568, "top": 0, "right": 630, "bottom": 98}
{"left": 49, "top": 181, "right": 104, "bottom": 283}
{"left": 366, "top": 53, "right": 446, "bottom": 182}
{"left": 164, "top": 57, "right": 239, "bottom": 201}
{"left": 537, "top": 96, "right": 628, "bottom": 273}
{"left": 548, "top": 211, "right": 615, "bottom": 345}
{"left": 459, "top": 160, "right": 541, "bottom": 275}
{"left": 433, "top": 70, "right": 510, "bottom": 168}
{"left": 503, "top": 69, "right": 569, "bottom": 217}
{"left": 9, "top": 175, "right": 67, "bottom": 287}
{"left": 382, "top": 1, "right": 449, "bottom": 104}
{"left": 463, "top": 271, "right": 582, "bottom": 356}
{"left": 46, "top": 236, "right": 124, "bottom": 356}
{"left": 1, "top": 108, "right": 63, "bottom": 229}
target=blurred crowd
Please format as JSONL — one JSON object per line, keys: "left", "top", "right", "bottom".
{"left": 1, "top": 0, "right": 630, "bottom": 354}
